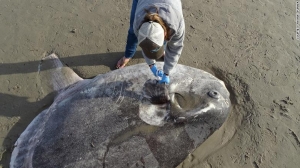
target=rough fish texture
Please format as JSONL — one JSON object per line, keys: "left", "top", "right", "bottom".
{"left": 10, "top": 54, "right": 231, "bottom": 168}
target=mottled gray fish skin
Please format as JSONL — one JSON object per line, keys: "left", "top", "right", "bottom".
{"left": 10, "top": 54, "right": 231, "bottom": 168}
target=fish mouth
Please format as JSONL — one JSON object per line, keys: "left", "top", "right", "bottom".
{"left": 169, "top": 90, "right": 223, "bottom": 121}
{"left": 170, "top": 92, "right": 203, "bottom": 112}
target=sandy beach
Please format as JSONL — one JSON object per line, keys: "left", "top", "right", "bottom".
{"left": 1, "top": 0, "right": 299, "bottom": 167}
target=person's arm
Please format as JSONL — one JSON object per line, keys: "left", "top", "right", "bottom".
{"left": 163, "top": 20, "right": 185, "bottom": 75}
{"left": 124, "top": 0, "right": 139, "bottom": 58}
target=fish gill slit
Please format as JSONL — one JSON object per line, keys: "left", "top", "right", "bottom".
{"left": 191, "top": 103, "right": 215, "bottom": 117}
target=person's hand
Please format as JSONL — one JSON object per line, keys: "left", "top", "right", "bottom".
{"left": 150, "top": 64, "right": 163, "bottom": 77}
{"left": 159, "top": 73, "right": 170, "bottom": 84}
{"left": 116, "top": 56, "right": 130, "bottom": 69}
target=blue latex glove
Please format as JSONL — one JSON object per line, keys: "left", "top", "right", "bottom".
{"left": 150, "top": 64, "right": 163, "bottom": 77}
{"left": 159, "top": 73, "right": 170, "bottom": 84}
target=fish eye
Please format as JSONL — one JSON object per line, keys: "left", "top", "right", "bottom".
{"left": 208, "top": 90, "right": 220, "bottom": 99}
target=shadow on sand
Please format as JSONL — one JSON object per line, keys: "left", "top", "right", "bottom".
{"left": 0, "top": 51, "right": 144, "bottom": 76}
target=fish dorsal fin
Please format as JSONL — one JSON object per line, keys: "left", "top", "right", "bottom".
{"left": 38, "top": 53, "right": 83, "bottom": 95}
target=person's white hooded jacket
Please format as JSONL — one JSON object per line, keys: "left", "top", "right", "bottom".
{"left": 133, "top": 0, "right": 185, "bottom": 75}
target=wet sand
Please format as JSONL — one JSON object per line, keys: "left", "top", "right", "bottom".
{"left": 0, "top": 0, "right": 299, "bottom": 167}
